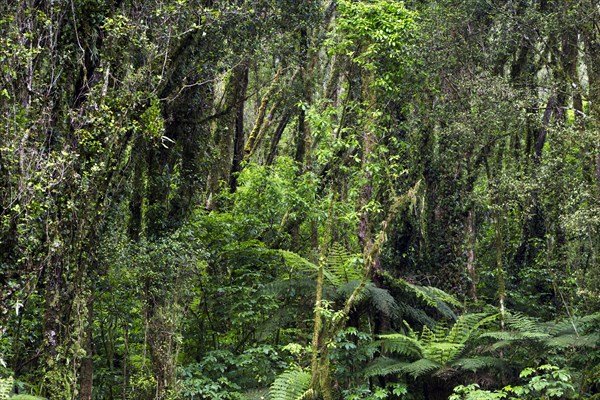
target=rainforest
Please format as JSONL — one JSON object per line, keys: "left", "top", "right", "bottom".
{"left": 0, "top": 0, "right": 599, "bottom": 399}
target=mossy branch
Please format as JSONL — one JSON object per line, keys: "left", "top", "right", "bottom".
{"left": 243, "top": 67, "right": 283, "bottom": 161}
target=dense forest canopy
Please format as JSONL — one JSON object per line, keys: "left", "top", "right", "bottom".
{"left": 0, "top": 0, "right": 599, "bottom": 399}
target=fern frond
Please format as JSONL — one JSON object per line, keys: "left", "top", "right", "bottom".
{"left": 381, "top": 272, "right": 460, "bottom": 319}
{"left": 377, "top": 333, "right": 424, "bottom": 358}
{"left": 400, "top": 358, "right": 442, "bottom": 379}
{"left": 490, "top": 340, "right": 515, "bottom": 351}
{"left": 364, "top": 357, "right": 411, "bottom": 377}
{"left": 452, "top": 356, "right": 505, "bottom": 372}
{"left": 297, "top": 388, "right": 314, "bottom": 400}
{"left": 424, "top": 342, "right": 465, "bottom": 364}
{"left": 545, "top": 333, "right": 599, "bottom": 348}
{"left": 365, "top": 356, "right": 441, "bottom": 379}
{"left": 0, "top": 377, "right": 12, "bottom": 400}
{"left": 325, "top": 243, "right": 363, "bottom": 284}
{"left": 279, "top": 250, "right": 338, "bottom": 285}
{"left": 420, "top": 325, "right": 437, "bottom": 345}
{"left": 365, "top": 285, "right": 400, "bottom": 318}
{"left": 480, "top": 331, "right": 550, "bottom": 341}
{"left": 417, "top": 285, "right": 463, "bottom": 309}
{"left": 504, "top": 312, "right": 543, "bottom": 333}
{"left": 447, "top": 313, "right": 497, "bottom": 345}
{"left": 269, "top": 368, "right": 311, "bottom": 400}
{"left": 398, "top": 303, "right": 436, "bottom": 326}
{"left": 337, "top": 280, "right": 370, "bottom": 304}
{"left": 545, "top": 313, "right": 600, "bottom": 336}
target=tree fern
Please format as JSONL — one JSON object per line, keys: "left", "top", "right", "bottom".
{"left": 367, "top": 313, "right": 498, "bottom": 380}
{"left": 529, "top": 311, "right": 600, "bottom": 339}
{"left": 479, "top": 311, "right": 599, "bottom": 352}
{"left": 269, "top": 368, "right": 311, "bottom": 400}
{"left": 503, "top": 312, "right": 543, "bottom": 334}
{"left": 364, "top": 284, "right": 400, "bottom": 319}
{"left": 335, "top": 281, "right": 400, "bottom": 319}
{"left": 381, "top": 272, "right": 460, "bottom": 320}
{"left": 446, "top": 313, "right": 498, "bottom": 345}
{"left": 397, "top": 302, "right": 436, "bottom": 327}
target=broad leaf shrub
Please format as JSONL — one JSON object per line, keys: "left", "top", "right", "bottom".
{"left": 450, "top": 365, "right": 576, "bottom": 400}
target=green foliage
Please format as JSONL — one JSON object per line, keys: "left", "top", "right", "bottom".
{"left": 343, "top": 382, "right": 408, "bottom": 400}
{"left": 1, "top": 0, "right": 600, "bottom": 399}
{"left": 269, "top": 368, "right": 312, "bottom": 400}
{"left": 0, "top": 377, "right": 12, "bottom": 400}
{"left": 333, "top": 0, "right": 418, "bottom": 91}
{"left": 229, "top": 158, "right": 320, "bottom": 244}
{"left": 329, "top": 328, "right": 377, "bottom": 383}
{"left": 180, "top": 373, "right": 242, "bottom": 400}
{"left": 366, "top": 313, "right": 499, "bottom": 379}
{"left": 382, "top": 272, "right": 461, "bottom": 322}
{"left": 480, "top": 311, "right": 600, "bottom": 355}
{"left": 450, "top": 365, "right": 576, "bottom": 400}
{"left": 0, "top": 376, "right": 45, "bottom": 400}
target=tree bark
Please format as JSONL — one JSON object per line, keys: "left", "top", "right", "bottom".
{"left": 79, "top": 289, "right": 94, "bottom": 400}
{"left": 229, "top": 63, "right": 249, "bottom": 192}
{"left": 266, "top": 110, "right": 291, "bottom": 166}
{"left": 465, "top": 209, "right": 478, "bottom": 301}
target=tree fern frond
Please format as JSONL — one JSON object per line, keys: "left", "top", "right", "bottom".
{"left": 364, "top": 357, "right": 411, "bottom": 377}
{"left": 297, "top": 388, "right": 314, "bottom": 400}
{"left": 398, "top": 303, "right": 436, "bottom": 326}
{"left": 445, "top": 313, "right": 495, "bottom": 346}
{"left": 381, "top": 272, "right": 460, "bottom": 319}
{"left": 269, "top": 368, "right": 311, "bottom": 400}
{"left": 420, "top": 325, "right": 437, "bottom": 345}
{"left": 545, "top": 319, "right": 582, "bottom": 336}
{"left": 279, "top": 250, "right": 338, "bottom": 285}
{"left": 377, "top": 333, "right": 424, "bottom": 357}
{"left": 337, "top": 280, "right": 370, "bottom": 304}
{"left": 504, "top": 312, "right": 543, "bottom": 333}
{"left": 325, "top": 242, "right": 363, "bottom": 284}
{"left": 545, "top": 333, "right": 599, "bottom": 348}
{"left": 424, "top": 342, "right": 465, "bottom": 364}
{"left": 364, "top": 356, "right": 441, "bottom": 379}
{"left": 480, "top": 331, "right": 550, "bottom": 341}
{"left": 545, "top": 313, "right": 600, "bottom": 336}
{"left": 452, "top": 356, "right": 505, "bottom": 372}
{"left": 417, "top": 285, "right": 463, "bottom": 309}
{"left": 365, "top": 285, "right": 400, "bottom": 318}
{"left": 490, "top": 340, "right": 514, "bottom": 351}
{"left": 400, "top": 358, "right": 442, "bottom": 379}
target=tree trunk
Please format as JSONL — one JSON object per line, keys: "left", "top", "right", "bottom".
{"left": 79, "top": 289, "right": 94, "bottom": 400}
{"left": 465, "top": 209, "right": 478, "bottom": 301}
{"left": 229, "top": 63, "right": 249, "bottom": 192}
{"left": 266, "top": 110, "right": 291, "bottom": 166}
